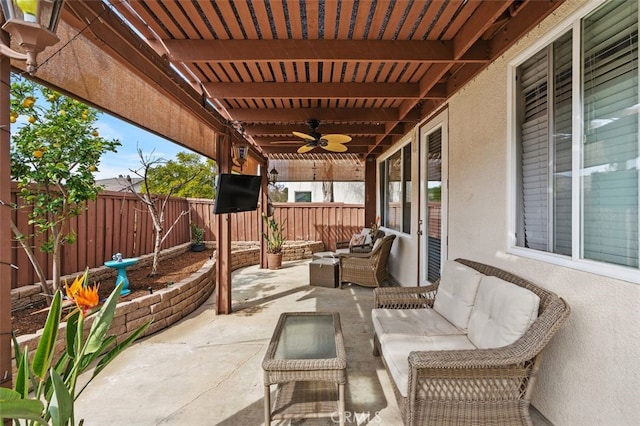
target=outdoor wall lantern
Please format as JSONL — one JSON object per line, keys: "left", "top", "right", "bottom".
{"left": 268, "top": 166, "right": 279, "bottom": 185}
{"left": 0, "top": 0, "right": 65, "bottom": 73}
{"left": 233, "top": 141, "right": 248, "bottom": 170}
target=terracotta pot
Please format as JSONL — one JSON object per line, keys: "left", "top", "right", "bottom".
{"left": 267, "top": 253, "right": 283, "bottom": 270}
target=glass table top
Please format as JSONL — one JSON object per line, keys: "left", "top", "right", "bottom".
{"left": 274, "top": 314, "right": 337, "bottom": 360}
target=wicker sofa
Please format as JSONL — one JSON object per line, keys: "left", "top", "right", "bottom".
{"left": 372, "top": 258, "right": 570, "bottom": 426}
{"left": 336, "top": 228, "right": 385, "bottom": 253}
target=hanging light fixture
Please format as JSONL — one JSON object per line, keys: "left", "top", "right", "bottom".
{"left": 268, "top": 166, "right": 279, "bottom": 185}
{"left": 0, "top": 0, "right": 65, "bottom": 73}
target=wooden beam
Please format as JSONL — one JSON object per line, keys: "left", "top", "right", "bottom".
{"left": 370, "top": 0, "right": 513, "bottom": 154}
{"left": 244, "top": 123, "right": 399, "bottom": 136}
{"left": 54, "top": 1, "right": 251, "bottom": 161}
{"left": 453, "top": 1, "right": 513, "bottom": 58}
{"left": 228, "top": 108, "right": 420, "bottom": 123}
{"left": 259, "top": 145, "right": 372, "bottom": 154}
{"left": 254, "top": 136, "right": 376, "bottom": 145}
{"left": 156, "top": 39, "right": 491, "bottom": 63}
{"left": 204, "top": 82, "right": 446, "bottom": 100}
{"left": 489, "top": 0, "right": 566, "bottom": 58}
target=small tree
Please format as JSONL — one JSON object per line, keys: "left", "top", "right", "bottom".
{"left": 10, "top": 78, "right": 121, "bottom": 293}
{"left": 268, "top": 183, "right": 288, "bottom": 202}
{"left": 124, "top": 148, "right": 202, "bottom": 277}
{"left": 144, "top": 151, "right": 216, "bottom": 198}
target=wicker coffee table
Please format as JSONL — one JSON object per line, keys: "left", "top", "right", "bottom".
{"left": 262, "top": 312, "right": 347, "bottom": 425}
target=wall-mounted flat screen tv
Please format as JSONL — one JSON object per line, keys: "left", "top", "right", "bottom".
{"left": 213, "top": 173, "right": 261, "bottom": 214}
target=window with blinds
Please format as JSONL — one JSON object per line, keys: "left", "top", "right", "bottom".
{"left": 427, "top": 128, "right": 442, "bottom": 283}
{"left": 381, "top": 144, "right": 412, "bottom": 233}
{"left": 514, "top": 0, "right": 639, "bottom": 271}
{"left": 582, "top": 0, "right": 639, "bottom": 267}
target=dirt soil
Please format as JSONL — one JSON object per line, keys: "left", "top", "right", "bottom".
{"left": 11, "top": 249, "right": 215, "bottom": 337}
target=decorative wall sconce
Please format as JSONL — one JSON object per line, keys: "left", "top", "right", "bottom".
{"left": 0, "top": 0, "right": 65, "bottom": 73}
{"left": 268, "top": 166, "right": 279, "bottom": 185}
{"left": 233, "top": 141, "right": 248, "bottom": 169}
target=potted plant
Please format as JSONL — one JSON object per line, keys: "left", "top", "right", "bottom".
{"left": 191, "top": 224, "right": 206, "bottom": 252}
{"left": 262, "top": 213, "right": 286, "bottom": 269}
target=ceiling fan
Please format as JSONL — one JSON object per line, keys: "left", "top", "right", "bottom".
{"left": 291, "top": 119, "right": 352, "bottom": 153}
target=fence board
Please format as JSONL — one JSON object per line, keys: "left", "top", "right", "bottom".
{"left": 10, "top": 187, "right": 364, "bottom": 288}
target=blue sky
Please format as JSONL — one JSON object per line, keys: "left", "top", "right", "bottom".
{"left": 94, "top": 113, "right": 198, "bottom": 180}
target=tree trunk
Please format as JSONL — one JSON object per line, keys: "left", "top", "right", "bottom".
{"left": 10, "top": 221, "right": 52, "bottom": 305}
{"left": 52, "top": 237, "right": 62, "bottom": 293}
{"left": 150, "top": 228, "right": 163, "bottom": 277}
{"left": 322, "top": 181, "right": 334, "bottom": 202}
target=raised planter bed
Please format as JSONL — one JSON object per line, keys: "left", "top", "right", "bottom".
{"left": 10, "top": 240, "right": 324, "bottom": 378}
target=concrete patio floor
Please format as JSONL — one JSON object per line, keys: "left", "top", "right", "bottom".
{"left": 75, "top": 259, "right": 551, "bottom": 425}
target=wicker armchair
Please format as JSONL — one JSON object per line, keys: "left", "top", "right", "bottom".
{"left": 336, "top": 229, "right": 385, "bottom": 253}
{"left": 372, "top": 258, "right": 571, "bottom": 426}
{"left": 339, "top": 234, "right": 396, "bottom": 288}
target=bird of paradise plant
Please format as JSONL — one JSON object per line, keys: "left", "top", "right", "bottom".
{"left": 0, "top": 269, "right": 151, "bottom": 425}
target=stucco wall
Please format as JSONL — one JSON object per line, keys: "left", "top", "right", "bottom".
{"left": 443, "top": 0, "right": 640, "bottom": 424}
{"left": 285, "top": 181, "right": 365, "bottom": 203}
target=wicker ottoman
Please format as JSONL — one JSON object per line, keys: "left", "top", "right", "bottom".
{"left": 309, "top": 258, "right": 340, "bottom": 288}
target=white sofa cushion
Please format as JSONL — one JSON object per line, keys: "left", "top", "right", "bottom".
{"left": 372, "top": 308, "right": 465, "bottom": 338}
{"left": 380, "top": 334, "right": 476, "bottom": 397}
{"left": 433, "top": 260, "right": 483, "bottom": 331}
{"left": 467, "top": 276, "right": 540, "bottom": 349}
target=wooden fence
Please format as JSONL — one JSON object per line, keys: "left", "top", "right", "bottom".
{"left": 10, "top": 187, "right": 364, "bottom": 289}
{"left": 188, "top": 199, "right": 365, "bottom": 252}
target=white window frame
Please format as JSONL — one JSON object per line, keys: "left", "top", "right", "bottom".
{"left": 294, "top": 191, "right": 312, "bottom": 202}
{"left": 507, "top": 0, "right": 640, "bottom": 284}
{"left": 379, "top": 139, "right": 413, "bottom": 234}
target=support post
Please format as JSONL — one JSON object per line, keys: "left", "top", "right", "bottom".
{"left": 215, "top": 133, "right": 232, "bottom": 314}
{"left": 260, "top": 162, "right": 268, "bottom": 269}
{"left": 0, "top": 48, "right": 12, "bottom": 388}
{"left": 364, "top": 155, "right": 377, "bottom": 227}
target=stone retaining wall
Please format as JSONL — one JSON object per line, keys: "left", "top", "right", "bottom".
{"left": 11, "top": 240, "right": 324, "bottom": 378}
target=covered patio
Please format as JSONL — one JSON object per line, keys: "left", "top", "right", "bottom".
{"left": 73, "top": 259, "right": 549, "bottom": 425}
{"left": 2, "top": 0, "right": 639, "bottom": 424}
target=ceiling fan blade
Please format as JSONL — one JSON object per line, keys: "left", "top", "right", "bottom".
{"left": 322, "top": 134, "right": 352, "bottom": 144}
{"left": 297, "top": 144, "right": 316, "bottom": 154}
{"left": 293, "top": 131, "right": 316, "bottom": 141}
{"left": 323, "top": 142, "right": 348, "bottom": 153}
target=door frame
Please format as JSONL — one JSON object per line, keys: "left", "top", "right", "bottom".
{"left": 418, "top": 109, "right": 448, "bottom": 286}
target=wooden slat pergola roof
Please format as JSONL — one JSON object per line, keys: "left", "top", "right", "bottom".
{"left": 56, "top": 0, "right": 564, "bottom": 178}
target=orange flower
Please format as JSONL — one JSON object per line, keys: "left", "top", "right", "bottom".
{"left": 65, "top": 271, "right": 100, "bottom": 315}
{"left": 64, "top": 273, "right": 84, "bottom": 299}
{"left": 72, "top": 284, "right": 100, "bottom": 315}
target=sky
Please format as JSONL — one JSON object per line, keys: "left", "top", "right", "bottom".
{"left": 93, "top": 113, "right": 198, "bottom": 180}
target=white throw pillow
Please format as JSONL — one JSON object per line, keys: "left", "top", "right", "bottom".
{"left": 433, "top": 260, "right": 483, "bottom": 331}
{"left": 467, "top": 275, "right": 540, "bottom": 349}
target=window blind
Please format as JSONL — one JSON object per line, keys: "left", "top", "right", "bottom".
{"left": 582, "top": 0, "right": 639, "bottom": 267}
{"left": 553, "top": 32, "right": 573, "bottom": 256}
{"left": 427, "top": 128, "right": 442, "bottom": 283}
{"left": 519, "top": 49, "right": 550, "bottom": 251}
